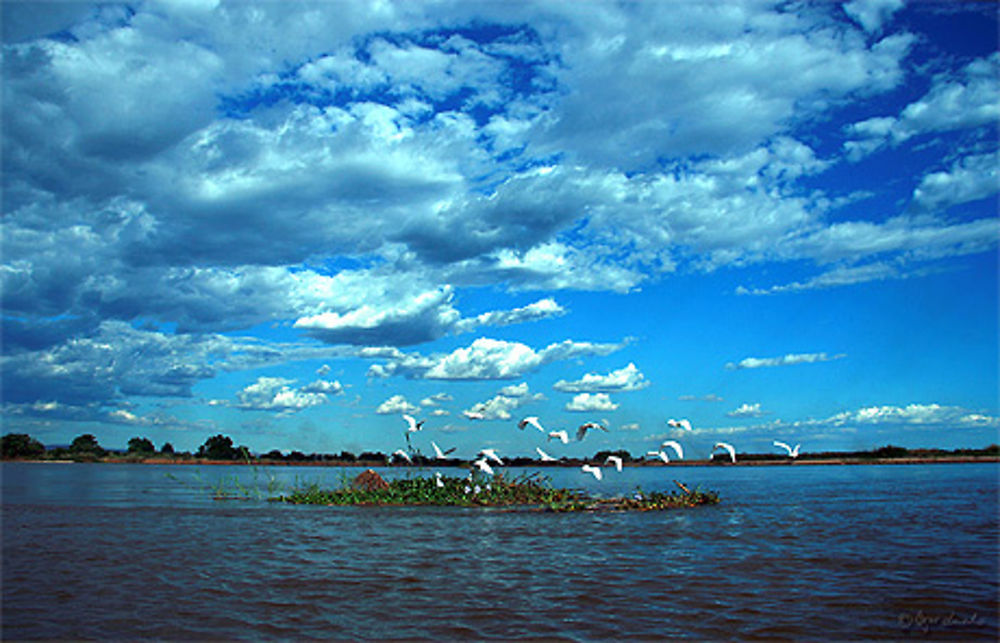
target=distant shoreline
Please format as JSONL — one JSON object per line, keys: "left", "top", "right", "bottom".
{"left": 5, "top": 455, "right": 998, "bottom": 467}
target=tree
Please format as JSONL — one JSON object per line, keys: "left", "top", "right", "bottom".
{"left": 127, "top": 437, "right": 156, "bottom": 455}
{"left": 1, "top": 433, "right": 45, "bottom": 459}
{"left": 197, "top": 434, "right": 239, "bottom": 460}
{"left": 161, "top": 442, "right": 175, "bottom": 455}
{"left": 70, "top": 433, "right": 105, "bottom": 456}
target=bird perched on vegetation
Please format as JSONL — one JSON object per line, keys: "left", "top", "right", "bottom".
{"left": 773, "top": 441, "right": 801, "bottom": 458}
{"left": 713, "top": 442, "right": 737, "bottom": 463}
{"left": 577, "top": 422, "right": 608, "bottom": 441}
{"left": 581, "top": 464, "right": 603, "bottom": 480}
{"left": 548, "top": 430, "right": 570, "bottom": 444}
{"left": 518, "top": 416, "right": 545, "bottom": 433}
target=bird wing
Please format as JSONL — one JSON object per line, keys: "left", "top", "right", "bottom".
{"left": 716, "top": 442, "right": 736, "bottom": 462}
{"left": 662, "top": 440, "right": 684, "bottom": 459}
{"left": 402, "top": 414, "right": 417, "bottom": 431}
{"left": 773, "top": 440, "right": 792, "bottom": 455}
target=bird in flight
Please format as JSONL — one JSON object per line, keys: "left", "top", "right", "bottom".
{"left": 548, "top": 430, "right": 570, "bottom": 444}
{"left": 472, "top": 458, "right": 495, "bottom": 476}
{"left": 402, "top": 414, "right": 425, "bottom": 433}
{"left": 713, "top": 442, "right": 737, "bottom": 463}
{"left": 661, "top": 440, "right": 684, "bottom": 460}
{"left": 604, "top": 455, "right": 623, "bottom": 472}
{"left": 646, "top": 450, "right": 670, "bottom": 464}
{"left": 478, "top": 448, "right": 504, "bottom": 465}
{"left": 581, "top": 464, "right": 603, "bottom": 480}
{"left": 667, "top": 418, "right": 692, "bottom": 431}
{"left": 536, "top": 447, "right": 557, "bottom": 462}
{"left": 392, "top": 449, "right": 412, "bottom": 464}
{"left": 518, "top": 416, "right": 545, "bottom": 433}
{"left": 773, "top": 441, "right": 801, "bottom": 458}
{"left": 576, "top": 422, "right": 608, "bottom": 441}
{"left": 431, "top": 441, "right": 456, "bottom": 460}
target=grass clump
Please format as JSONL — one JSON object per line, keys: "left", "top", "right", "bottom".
{"left": 275, "top": 471, "right": 719, "bottom": 512}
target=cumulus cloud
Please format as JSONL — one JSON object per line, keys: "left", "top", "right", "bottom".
{"left": 725, "top": 352, "right": 846, "bottom": 370}
{"left": 375, "top": 394, "right": 418, "bottom": 415}
{"left": 565, "top": 393, "right": 619, "bottom": 412}
{"left": 233, "top": 377, "right": 330, "bottom": 413}
{"left": 453, "top": 298, "right": 566, "bottom": 334}
{"left": 463, "top": 382, "right": 543, "bottom": 420}
{"left": 911, "top": 153, "right": 999, "bottom": 213}
{"left": 727, "top": 403, "right": 768, "bottom": 418}
{"left": 301, "top": 379, "right": 344, "bottom": 395}
{"left": 842, "top": 0, "right": 904, "bottom": 34}
{"left": 554, "top": 362, "right": 649, "bottom": 393}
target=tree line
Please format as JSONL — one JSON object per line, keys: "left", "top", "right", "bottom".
{"left": 1, "top": 431, "right": 997, "bottom": 463}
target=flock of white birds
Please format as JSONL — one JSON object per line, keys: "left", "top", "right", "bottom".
{"left": 395, "top": 414, "right": 804, "bottom": 484}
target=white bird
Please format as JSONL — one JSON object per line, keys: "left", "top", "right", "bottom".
{"left": 478, "top": 448, "right": 504, "bottom": 465}
{"left": 548, "top": 430, "right": 570, "bottom": 444}
{"left": 435, "top": 472, "right": 445, "bottom": 488}
{"left": 576, "top": 421, "right": 608, "bottom": 441}
{"left": 604, "top": 455, "right": 623, "bottom": 472}
{"left": 392, "top": 449, "right": 412, "bottom": 464}
{"left": 667, "top": 418, "right": 693, "bottom": 431}
{"left": 431, "top": 441, "right": 456, "bottom": 460}
{"left": 661, "top": 440, "right": 684, "bottom": 460}
{"left": 518, "top": 416, "right": 546, "bottom": 433}
{"left": 581, "top": 464, "right": 603, "bottom": 480}
{"left": 402, "top": 414, "right": 425, "bottom": 433}
{"left": 773, "top": 440, "right": 801, "bottom": 458}
{"left": 713, "top": 442, "right": 737, "bottom": 463}
{"left": 536, "top": 447, "right": 557, "bottom": 462}
{"left": 647, "top": 450, "right": 670, "bottom": 464}
{"left": 472, "top": 458, "right": 494, "bottom": 476}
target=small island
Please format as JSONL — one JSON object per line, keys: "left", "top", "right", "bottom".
{"left": 275, "top": 469, "right": 720, "bottom": 512}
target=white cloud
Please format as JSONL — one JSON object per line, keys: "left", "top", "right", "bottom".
{"left": 727, "top": 402, "right": 768, "bottom": 418}
{"left": 420, "top": 392, "right": 452, "bottom": 407}
{"left": 464, "top": 383, "right": 543, "bottom": 420}
{"left": 554, "top": 362, "right": 649, "bottom": 393}
{"left": 301, "top": 379, "right": 344, "bottom": 395}
{"left": 375, "top": 394, "right": 418, "bottom": 415}
{"left": 726, "top": 352, "right": 846, "bottom": 370}
{"left": 453, "top": 298, "right": 566, "bottom": 334}
{"left": 234, "top": 377, "right": 329, "bottom": 413}
{"left": 912, "top": 153, "right": 999, "bottom": 213}
{"left": 843, "top": 0, "right": 904, "bottom": 34}
{"left": 565, "top": 392, "right": 619, "bottom": 412}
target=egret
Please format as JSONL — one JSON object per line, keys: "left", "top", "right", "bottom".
{"left": 604, "top": 455, "right": 623, "bottom": 472}
{"left": 773, "top": 440, "right": 801, "bottom": 458}
{"left": 392, "top": 449, "right": 412, "bottom": 464}
{"left": 518, "top": 416, "right": 546, "bottom": 433}
{"left": 431, "top": 441, "right": 456, "bottom": 460}
{"left": 713, "top": 442, "right": 737, "bottom": 463}
{"left": 402, "top": 414, "right": 425, "bottom": 433}
{"left": 435, "top": 472, "right": 445, "bottom": 488}
{"left": 535, "top": 447, "right": 557, "bottom": 462}
{"left": 581, "top": 464, "right": 603, "bottom": 480}
{"left": 478, "top": 448, "right": 504, "bottom": 465}
{"left": 647, "top": 450, "right": 670, "bottom": 464}
{"left": 667, "top": 418, "right": 692, "bottom": 431}
{"left": 661, "top": 440, "right": 684, "bottom": 460}
{"left": 577, "top": 421, "right": 608, "bottom": 441}
{"left": 548, "top": 430, "right": 570, "bottom": 444}
{"left": 473, "top": 458, "right": 494, "bottom": 476}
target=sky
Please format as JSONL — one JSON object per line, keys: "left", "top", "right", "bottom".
{"left": 2, "top": 0, "right": 997, "bottom": 460}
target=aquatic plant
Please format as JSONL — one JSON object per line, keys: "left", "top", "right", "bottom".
{"left": 275, "top": 471, "right": 719, "bottom": 512}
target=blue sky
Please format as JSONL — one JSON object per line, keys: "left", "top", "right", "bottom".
{"left": 2, "top": 0, "right": 997, "bottom": 459}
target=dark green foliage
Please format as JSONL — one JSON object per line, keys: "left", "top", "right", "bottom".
{"left": 197, "top": 434, "right": 240, "bottom": 460}
{"left": 161, "top": 442, "right": 175, "bottom": 454}
{"left": 127, "top": 437, "right": 156, "bottom": 454}
{"left": 1, "top": 433, "right": 45, "bottom": 458}
{"left": 70, "top": 433, "right": 105, "bottom": 456}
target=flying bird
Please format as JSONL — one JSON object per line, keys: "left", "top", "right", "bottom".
{"left": 647, "top": 450, "right": 670, "bottom": 464}
{"left": 392, "top": 449, "right": 412, "bottom": 464}
{"left": 478, "top": 448, "right": 504, "bottom": 465}
{"left": 604, "top": 455, "right": 623, "bottom": 472}
{"left": 713, "top": 442, "right": 737, "bottom": 463}
{"left": 773, "top": 441, "right": 801, "bottom": 458}
{"left": 535, "top": 447, "right": 557, "bottom": 462}
{"left": 402, "top": 414, "right": 425, "bottom": 433}
{"left": 518, "top": 416, "right": 546, "bottom": 433}
{"left": 576, "top": 422, "right": 608, "bottom": 441}
{"left": 661, "top": 440, "right": 684, "bottom": 460}
{"left": 431, "top": 441, "right": 456, "bottom": 460}
{"left": 472, "top": 458, "right": 495, "bottom": 476}
{"left": 548, "top": 430, "right": 570, "bottom": 444}
{"left": 581, "top": 464, "right": 603, "bottom": 481}
{"left": 667, "top": 418, "right": 693, "bottom": 431}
